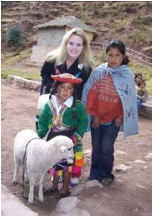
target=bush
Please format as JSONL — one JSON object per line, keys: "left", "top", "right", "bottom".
{"left": 6, "top": 26, "right": 23, "bottom": 47}
{"left": 132, "top": 15, "right": 152, "bottom": 26}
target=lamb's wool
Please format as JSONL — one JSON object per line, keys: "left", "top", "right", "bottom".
{"left": 13, "top": 129, "right": 74, "bottom": 204}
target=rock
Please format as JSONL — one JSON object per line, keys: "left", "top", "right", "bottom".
{"left": 145, "top": 153, "right": 152, "bottom": 160}
{"left": 55, "top": 197, "right": 80, "bottom": 213}
{"left": 136, "top": 142, "right": 144, "bottom": 146}
{"left": 136, "top": 183, "right": 147, "bottom": 189}
{"left": 116, "top": 179, "right": 123, "bottom": 183}
{"left": 71, "top": 184, "right": 85, "bottom": 196}
{"left": 61, "top": 208, "right": 90, "bottom": 216}
{"left": 115, "top": 150, "right": 127, "bottom": 156}
{"left": 134, "top": 160, "right": 146, "bottom": 165}
{"left": 93, "top": 194, "right": 97, "bottom": 197}
{"left": 134, "top": 207, "right": 139, "bottom": 212}
{"left": 140, "top": 101, "right": 152, "bottom": 119}
{"left": 115, "top": 164, "right": 132, "bottom": 172}
{"left": 86, "top": 180, "right": 103, "bottom": 188}
{"left": 55, "top": 196, "right": 90, "bottom": 216}
{"left": 1, "top": 184, "right": 38, "bottom": 216}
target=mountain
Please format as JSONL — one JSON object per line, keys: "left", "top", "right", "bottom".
{"left": 1, "top": 1, "right": 152, "bottom": 56}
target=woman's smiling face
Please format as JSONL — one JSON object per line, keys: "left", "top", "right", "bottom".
{"left": 67, "top": 34, "right": 84, "bottom": 60}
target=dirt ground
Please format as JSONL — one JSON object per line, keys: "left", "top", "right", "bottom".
{"left": 1, "top": 80, "right": 152, "bottom": 216}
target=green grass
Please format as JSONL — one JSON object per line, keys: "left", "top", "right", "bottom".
{"left": 1, "top": 48, "right": 32, "bottom": 67}
{"left": 128, "top": 29, "right": 152, "bottom": 47}
{"left": 1, "top": 69, "right": 40, "bottom": 81}
{"left": 1, "top": 48, "right": 41, "bottom": 81}
{"left": 146, "top": 80, "right": 152, "bottom": 95}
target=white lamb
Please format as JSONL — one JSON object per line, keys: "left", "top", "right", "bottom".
{"left": 13, "top": 129, "right": 74, "bottom": 204}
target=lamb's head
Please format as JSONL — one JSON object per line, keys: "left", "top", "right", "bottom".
{"left": 49, "top": 135, "right": 74, "bottom": 164}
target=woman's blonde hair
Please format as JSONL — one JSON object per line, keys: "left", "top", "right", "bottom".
{"left": 47, "top": 27, "right": 94, "bottom": 69}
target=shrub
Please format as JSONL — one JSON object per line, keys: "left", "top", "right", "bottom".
{"left": 132, "top": 15, "right": 152, "bottom": 26}
{"left": 6, "top": 26, "right": 23, "bottom": 47}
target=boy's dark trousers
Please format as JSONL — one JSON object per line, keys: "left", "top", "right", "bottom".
{"left": 89, "top": 121, "right": 120, "bottom": 181}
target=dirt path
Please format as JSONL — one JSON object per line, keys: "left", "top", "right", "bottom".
{"left": 1, "top": 80, "right": 152, "bottom": 216}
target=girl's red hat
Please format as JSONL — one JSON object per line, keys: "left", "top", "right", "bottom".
{"left": 51, "top": 73, "right": 82, "bottom": 84}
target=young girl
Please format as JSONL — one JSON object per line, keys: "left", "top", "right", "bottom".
{"left": 37, "top": 73, "right": 88, "bottom": 199}
{"left": 135, "top": 73, "right": 143, "bottom": 86}
{"left": 136, "top": 79, "right": 148, "bottom": 113}
{"left": 82, "top": 40, "right": 138, "bottom": 186}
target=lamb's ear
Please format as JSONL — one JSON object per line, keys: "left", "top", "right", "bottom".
{"left": 59, "top": 145, "right": 67, "bottom": 153}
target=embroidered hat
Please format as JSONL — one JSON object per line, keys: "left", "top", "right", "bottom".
{"left": 51, "top": 73, "right": 82, "bottom": 84}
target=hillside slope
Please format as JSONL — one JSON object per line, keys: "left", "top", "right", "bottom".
{"left": 1, "top": 1, "right": 152, "bottom": 56}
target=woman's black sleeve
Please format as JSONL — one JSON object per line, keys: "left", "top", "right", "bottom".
{"left": 40, "top": 61, "right": 55, "bottom": 94}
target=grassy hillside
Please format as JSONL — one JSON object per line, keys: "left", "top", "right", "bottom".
{"left": 1, "top": 1, "right": 152, "bottom": 93}
{"left": 1, "top": 1, "right": 152, "bottom": 55}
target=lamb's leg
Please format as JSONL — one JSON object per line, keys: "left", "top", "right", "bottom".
{"left": 24, "top": 167, "right": 29, "bottom": 183}
{"left": 12, "top": 158, "right": 21, "bottom": 184}
{"left": 28, "top": 179, "right": 35, "bottom": 204}
{"left": 38, "top": 174, "right": 45, "bottom": 203}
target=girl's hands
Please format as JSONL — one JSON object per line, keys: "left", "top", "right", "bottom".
{"left": 71, "top": 136, "right": 79, "bottom": 146}
{"left": 115, "top": 117, "right": 122, "bottom": 127}
{"left": 91, "top": 116, "right": 100, "bottom": 128}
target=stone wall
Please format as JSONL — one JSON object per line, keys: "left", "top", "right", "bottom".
{"left": 140, "top": 98, "right": 152, "bottom": 119}
{"left": 7, "top": 75, "right": 41, "bottom": 92}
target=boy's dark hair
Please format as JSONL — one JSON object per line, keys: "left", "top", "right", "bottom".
{"left": 50, "top": 81, "right": 77, "bottom": 106}
{"left": 106, "top": 40, "right": 130, "bottom": 65}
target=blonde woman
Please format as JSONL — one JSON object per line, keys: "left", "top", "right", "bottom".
{"left": 40, "top": 27, "right": 93, "bottom": 100}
